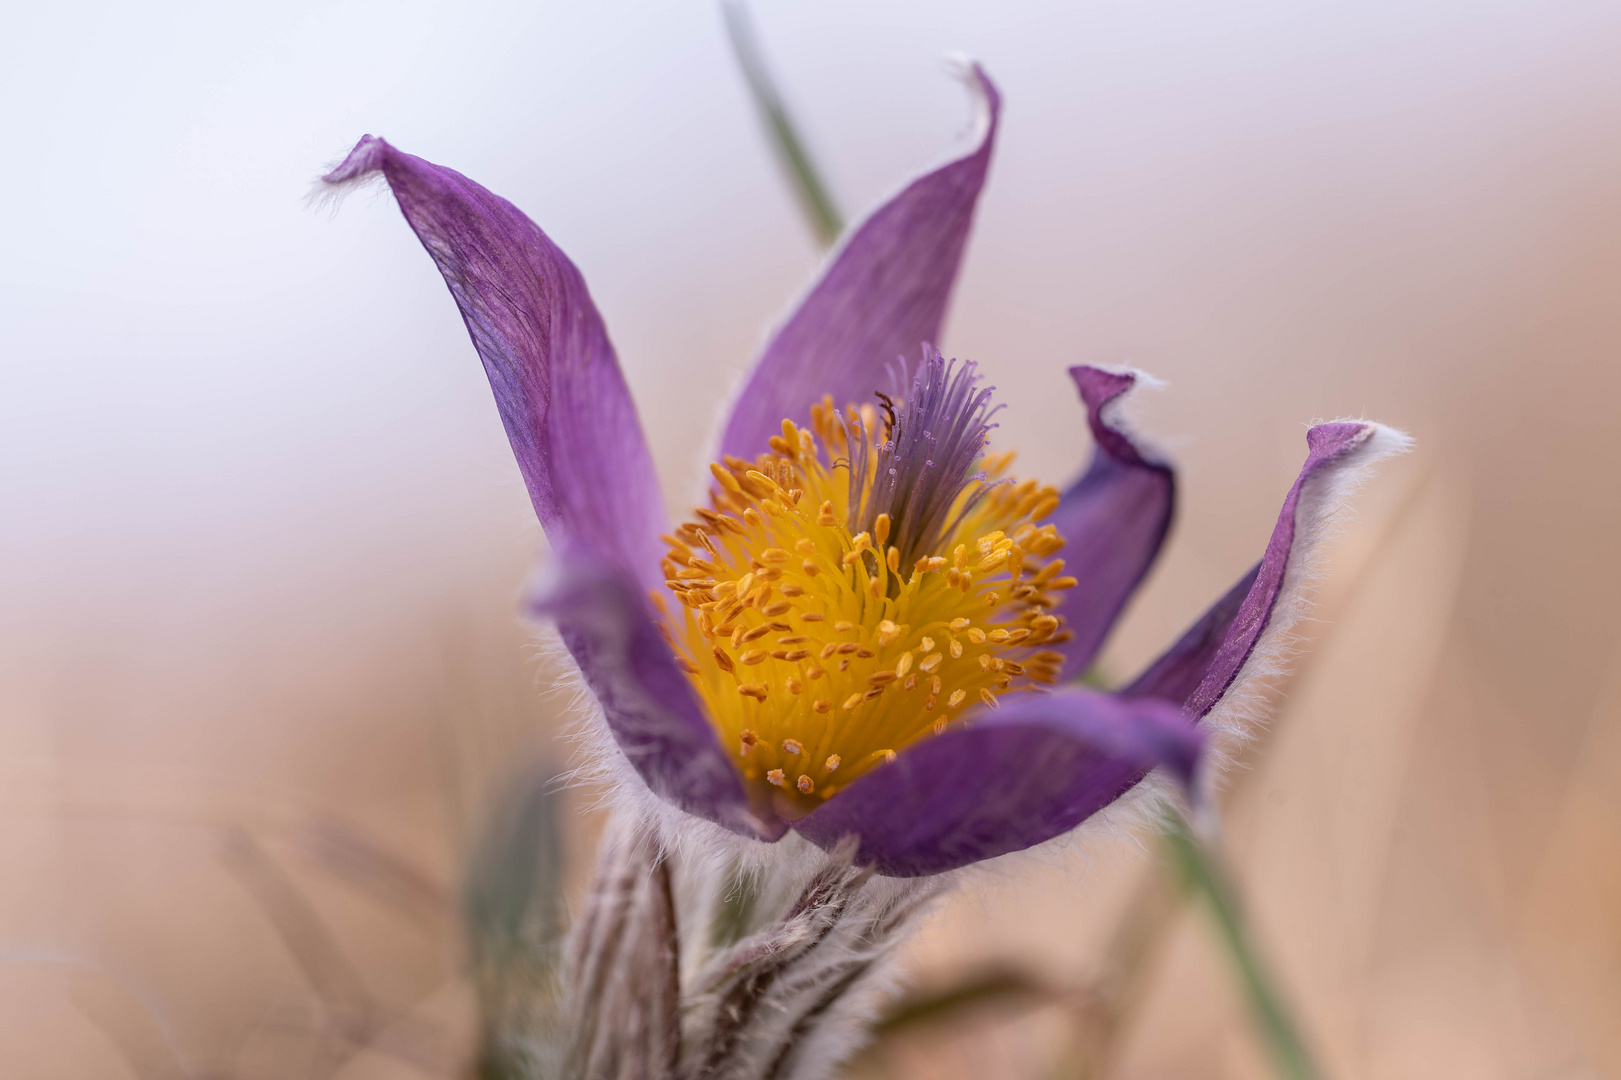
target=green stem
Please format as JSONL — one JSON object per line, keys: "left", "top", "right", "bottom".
{"left": 1162, "top": 810, "right": 1320, "bottom": 1080}
{"left": 721, "top": 1, "right": 844, "bottom": 248}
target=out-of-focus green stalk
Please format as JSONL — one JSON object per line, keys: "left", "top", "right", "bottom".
{"left": 721, "top": 1, "right": 844, "bottom": 248}
{"left": 1162, "top": 809, "right": 1320, "bottom": 1080}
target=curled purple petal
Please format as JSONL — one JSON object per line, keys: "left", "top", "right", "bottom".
{"left": 1128, "top": 421, "right": 1411, "bottom": 719}
{"left": 1046, "top": 367, "right": 1176, "bottom": 674}
{"left": 528, "top": 558, "right": 782, "bottom": 840}
{"left": 718, "top": 64, "right": 1002, "bottom": 460}
{"left": 324, "top": 137, "right": 667, "bottom": 593}
{"left": 791, "top": 689, "right": 1199, "bottom": 877}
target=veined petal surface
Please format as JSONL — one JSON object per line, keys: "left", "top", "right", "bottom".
{"left": 324, "top": 137, "right": 667, "bottom": 591}
{"left": 1047, "top": 367, "right": 1176, "bottom": 674}
{"left": 791, "top": 689, "right": 1198, "bottom": 877}
{"left": 528, "top": 559, "right": 778, "bottom": 839}
{"left": 718, "top": 65, "right": 1002, "bottom": 460}
{"left": 1128, "top": 421, "right": 1412, "bottom": 718}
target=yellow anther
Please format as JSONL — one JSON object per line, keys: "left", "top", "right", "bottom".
{"left": 1048, "top": 576, "right": 1079, "bottom": 590}
{"left": 979, "top": 688, "right": 1000, "bottom": 709}
{"left": 976, "top": 550, "right": 1009, "bottom": 572}
{"left": 710, "top": 462, "right": 742, "bottom": 492}
{"left": 670, "top": 399, "right": 1071, "bottom": 805}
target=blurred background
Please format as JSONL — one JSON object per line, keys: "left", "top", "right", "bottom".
{"left": 3, "top": 1, "right": 1619, "bottom": 1076}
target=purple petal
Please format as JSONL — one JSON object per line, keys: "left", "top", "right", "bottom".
{"left": 528, "top": 558, "right": 784, "bottom": 840}
{"left": 718, "top": 64, "right": 1002, "bottom": 460}
{"left": 1128, "top": 421, "right": 1411, "bottom": 719}
{"left": 1046, "top": 367, "right": 1176, "bottom": 675}
{"left": 1121, "top": 564, "right": 1259, "bottom": 707}
{"left": 791, "top": 689, "right": 1199, "bottom": 877}
{"left": 324, "top": 137, "right": 667, "bottom": 592}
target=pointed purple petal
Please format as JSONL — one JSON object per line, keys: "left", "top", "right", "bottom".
{"left": 718, "top": 65, "right": 1002, "bottom": 460}
{"left": 1127, "top": 421, "right": 1411, "bottom": 719}
{"left": 527, "top": 558, "right": 783, "bottom": 840}
{"left": 1121, "top": 563, "right": 1259, "bottom": 706}
{"left": 324, "top": 137, "right": 666, "bottom": 591}
{"left": 791, "top": 689, "right": 1199, "bottom": 877}
{"left": 1046, "top": 367, "right": 1176, "bottom": 675}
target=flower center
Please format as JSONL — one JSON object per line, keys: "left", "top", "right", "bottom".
{"left": 656, "top": 358, "right": 1076, "bottom": 818}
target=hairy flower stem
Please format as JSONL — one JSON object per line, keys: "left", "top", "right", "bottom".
{"left": 1162, "top": 809, "right": 1320, "bottom": 1080}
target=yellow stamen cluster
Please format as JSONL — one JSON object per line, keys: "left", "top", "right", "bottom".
{"left": 656, "top": 399, "right": 1077, "bottom": 818}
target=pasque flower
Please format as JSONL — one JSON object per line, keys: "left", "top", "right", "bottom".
{"left": 324, "top": 65, "right": 1405, "bottom": 878}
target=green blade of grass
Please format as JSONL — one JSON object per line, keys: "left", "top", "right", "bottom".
{"left": 1162, "top": 808, "right": 1321, "bottom": 1080}
{"left": 722, "top": 1, "right": 844, "bottom": 249}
